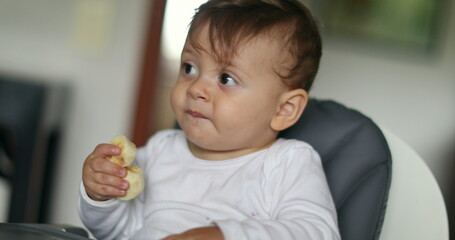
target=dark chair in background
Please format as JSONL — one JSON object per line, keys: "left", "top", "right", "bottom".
{"left": 0, "top": 75, "right": 68, "bottom": 223}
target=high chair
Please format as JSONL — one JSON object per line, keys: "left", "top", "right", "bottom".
{"left": 279, "top": 99, "right": 448, "bottom": 240}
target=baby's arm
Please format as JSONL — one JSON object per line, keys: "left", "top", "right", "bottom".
{"left": 79, "top": 143, "right": 145, "bottom": 239}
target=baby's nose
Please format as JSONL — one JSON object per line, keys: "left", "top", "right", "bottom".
{"left": 186, "top": 78, "right": 211, "bottom": 101}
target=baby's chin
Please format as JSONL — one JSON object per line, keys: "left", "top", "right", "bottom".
{"left": 186, "top": 136, "right": 268, "bottom": 161}
{"left": 181, "top": 125, "right": 218, "bottom": 145}
{"left": 185, "top": 135, "right": 223, "bottom": 152}
{"left": 186, "top": 138, "right": 231, "bottom": 158}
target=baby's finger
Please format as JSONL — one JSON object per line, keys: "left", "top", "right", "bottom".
{"left": 90, "top": 158, "right": 126, "bottom": 178}
{"left": 92, "top": 172, "right": 129, "bottom": 190}
{"left": 90, "top": 143, "right": 121, "bottom": 159}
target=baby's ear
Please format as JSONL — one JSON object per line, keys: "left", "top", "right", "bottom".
{"left": 270, "top": 89, "right": 308, "bottom": 131}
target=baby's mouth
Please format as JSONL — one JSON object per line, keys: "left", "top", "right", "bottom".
{"left": 186, "top": 110, "right": 207, "bottom": 119}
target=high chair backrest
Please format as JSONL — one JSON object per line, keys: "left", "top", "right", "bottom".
{"left": 279, "top": 99, "right": 392, "bottom": 240}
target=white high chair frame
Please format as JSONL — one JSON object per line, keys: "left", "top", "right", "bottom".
{"left": 379, "top": 127, "right": 449, "bottom": 240}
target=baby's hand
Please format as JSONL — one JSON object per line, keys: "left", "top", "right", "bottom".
{"left": 82, "top": 144, "right": 129, "bottom": 201}
{"left": 162, "top": 226, "right": 224, "bottom": 240}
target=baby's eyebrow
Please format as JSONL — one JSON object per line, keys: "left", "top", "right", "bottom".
{"left": 181, "top": 45, "right": 209, "bottom": 61}
{"left": 181, "top": 47, "right": 196, "bottom": 56}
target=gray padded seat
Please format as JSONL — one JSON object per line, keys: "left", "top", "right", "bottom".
{"left": 279, "top": 99, "right": 392, "bottom": 240}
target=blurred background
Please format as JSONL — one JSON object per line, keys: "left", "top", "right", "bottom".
{"left": 0, "top": 0, "right": 453, "bottom": 237}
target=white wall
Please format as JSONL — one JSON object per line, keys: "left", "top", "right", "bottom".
{"left": 0, "top": 0, "right": 150, "bottom": 226}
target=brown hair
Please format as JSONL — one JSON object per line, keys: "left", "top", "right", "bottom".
{"left": 188, "top": 0, "right": 322, "bottom": 91}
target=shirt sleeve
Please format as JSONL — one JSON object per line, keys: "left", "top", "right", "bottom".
{"left": 214, "top": 142, "right": 340, "bottom": 240}
{"left": 77, "top": 145, "right": 148, "bottom": 240}
{"left": 78, "top": 183, "right": 143, "bottom": 240}
{"left": 77, "top": 130, "right": 181, "bottom": 239}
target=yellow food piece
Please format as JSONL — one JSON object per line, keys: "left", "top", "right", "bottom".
{"left": 118, "top": 166, "right": 144, "bottom": 201}
{"left": 109, "top": 135, "right": 137, "bottom": 167}
{"left": 108, "top": 135, "right": 144, "bottom": 200}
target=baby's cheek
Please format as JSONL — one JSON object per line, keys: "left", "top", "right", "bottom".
{"left": 170, "top": 88, "right": 183, "bottom": 112}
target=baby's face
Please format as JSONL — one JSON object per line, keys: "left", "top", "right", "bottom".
{"left": 171, "top": 23, "right": 291, "bottom": 160}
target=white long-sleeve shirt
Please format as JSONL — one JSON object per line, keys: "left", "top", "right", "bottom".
{"left": 78, "top": 129, "right": 340, "bottom": 240}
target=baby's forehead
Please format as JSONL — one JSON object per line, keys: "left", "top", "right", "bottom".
{"left": 187, "top": 24, "right": 293, "bottom": 68}
{"left": 233, "top": 36, "right": 291, "bottom": 64}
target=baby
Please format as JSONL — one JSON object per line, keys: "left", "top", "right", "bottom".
{"left": 79, "top": 0, "right": 340, "bottom": 239}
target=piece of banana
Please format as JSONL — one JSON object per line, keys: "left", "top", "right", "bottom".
{"left": 109, "top": 135, "right": 137, "bottom": 167}
{"left": 118, "top": 166, "right": 144, "bottom": 200}
{"left": 109, "top": 135, "right": 144, "bottom": 200}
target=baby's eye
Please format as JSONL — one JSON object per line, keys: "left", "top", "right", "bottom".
{"left": 182, "top": 63, "right": 197, "bottom": 75}
{"left": 219, "top": 73, "right": 238, "bottom": 86}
